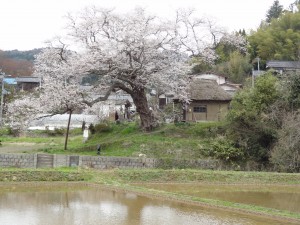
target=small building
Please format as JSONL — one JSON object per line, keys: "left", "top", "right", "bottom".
{"left": 15, "top": 77, "right": 41, "bottom": 91}
{"left": 158, "top": 92, "right": 174, "bottom": 109}
{"left": 219, "top": 82, "right": 242, "bottom": 96}
{"left": 266, "top": 61, "right": 300, "bottom": 74}
{"left": 183, "top": 79, "right": 232, "bottom": 122}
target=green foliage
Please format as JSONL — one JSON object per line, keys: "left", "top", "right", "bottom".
{"left": 214, "top": 51, "right": 252, "bottom": 83}
{"left": 266, "top": 0, "right": 283, "bottom": 23}
{"left": 286, "top": 72, "right": 300, "bottom": 109}
{"left": 226, "top": 72, "right": 279, "bottom": 162}
{"left": 0, "top": 168, "right": 89, "bottom": 182}
{"left": 248, "top": 9, "right": 300, "bottom": 61}
{"left": 45, "top": 128, "right": 65, "bottom": 136}
{"left": 207, "top": 138, "right": 244, "bottom": 162}
{"left": 0, "top": 127, "right": 11, "bottom": 136}
{"left": 161, "top": 103, "right": 182, "bottom": 122}
{"left": 88, "top": 123, "right": 96, "bottom": 134}
{"left": 191, "top": 57, "right": 212, "bottom": 74}
{"left": 94, "top": 123, "right": 112, "bottom": 133}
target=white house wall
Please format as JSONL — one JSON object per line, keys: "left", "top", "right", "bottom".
{"left": 193, "top": 74, "right": 226, "bottom": 85}
{"left": 28, "top": 114, "right": 99, "bottom": 130}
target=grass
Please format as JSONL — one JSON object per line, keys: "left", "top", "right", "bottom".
{"left": 0, "top": 122, "right": 221, "bottom": 159}
{"left": 0, "top": 167, "right": 90, "bottom": 182}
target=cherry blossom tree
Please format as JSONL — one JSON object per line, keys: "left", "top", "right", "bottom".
{"left": 8, "top": 7, "right": 232, "bottom": 132}
{"left": 7, "top": 74, "right": 85, "bottom": 149}
{"left": 30, "top": 7, "right": 227, "bottom": 131}
{"left": 7, "top": 44, "right": 85, "bottom": 149}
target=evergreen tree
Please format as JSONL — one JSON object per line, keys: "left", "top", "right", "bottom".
{"left": 266, "top": 0, "right": 283, "bottom": 23}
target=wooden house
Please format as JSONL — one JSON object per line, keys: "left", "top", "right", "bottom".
{"left": 183, "top": 79, "right": 232, "bottom": 122}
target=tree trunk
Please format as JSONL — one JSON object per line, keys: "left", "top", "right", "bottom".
{"left": 131, "top": 88, "right": 158, "bottom": 131}
{"left": 64, "top": 110, "right": 72, "bottom": 150}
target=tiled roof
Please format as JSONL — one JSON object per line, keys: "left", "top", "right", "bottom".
{"left": 266, "top": 61, "right": 300, "bottom": 69}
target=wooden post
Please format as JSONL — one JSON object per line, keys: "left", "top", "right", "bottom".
{"left": 64, "top": 110, "right": 72, "bottom": 150}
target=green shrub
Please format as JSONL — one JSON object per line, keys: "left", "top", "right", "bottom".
{"left": 69, "top": 128, "right": 83, "bottom": 136}
{"left": 0, "top": 127, "right": 11, "bottom": 136}
{"left": 206, "top": 138, "right": 244, "bottom": 162}
{"left": 94, "top": 123, "right": 112, "bottom": 133}
{"left": 89, "top": 123, "right": 96, "bottom": 134}
{"left": 46, "top": 128, "right": 65, "bottom": 136}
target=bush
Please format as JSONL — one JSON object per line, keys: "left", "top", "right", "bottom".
{"left": 94, "top": 123, "right": 112, "bottom": 133}
{"left": 46, "top": 128, "right": 65, "bottom": 136}
{"left": 0, "top": 127, "right": 11, "bottom": 136}
{"left": 205, "top": 138, "right": 244, "bottom": 162}
{"left": 88, "top": 123, "right": 96, "bottom": 134}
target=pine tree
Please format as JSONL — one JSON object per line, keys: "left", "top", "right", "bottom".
{"left": 266, "top": 0, "right": 283, "bottom": 23}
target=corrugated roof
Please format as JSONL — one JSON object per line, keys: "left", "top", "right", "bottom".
{"left": 16, "top": 77, "right": 41, "bottom": 83}
{"left": 3, "top": 78, "right": 17, "bottom": 84}
{"left": 189, "top": 79, "right": 232, "bottom": 101}
{"left": 266, "top": 61, "right": 300, "bottom": 69}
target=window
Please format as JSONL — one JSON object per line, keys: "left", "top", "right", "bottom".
{"left": 193, "top": 106, "right": 207, "bottom": 113}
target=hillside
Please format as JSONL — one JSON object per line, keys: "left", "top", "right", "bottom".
{"left": 0, "top": 48, "right": 42, "bottom": 76}
{"left": 2, "top": 122, "right": 226, "bottom": 161}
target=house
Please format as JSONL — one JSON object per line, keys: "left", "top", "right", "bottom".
{"left": 219, "top": 82, "right": 242, "bottom": 96}
{"left": 158, "top": 92, "right": 174, "bottom": 109}
{"left": 266, "top": 61, "right": 300, "bottom": 74}
{"left": 15, "top": 76, "right": 41, "bottom": 91}
{"left": 86, "top": 89, "right": 135, "bottom": 121}
{"left": 192, "top": 73, "right": 241, "bottom": 95}
{"left": 1, "top": 76, "right": 41, "bottom": 91}
{"left": 182, "top": 79, "right": 232, "bottom": 122}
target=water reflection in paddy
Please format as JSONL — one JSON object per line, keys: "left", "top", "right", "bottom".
{"left": 0, "top": 184, "right": 298, "bottom": 225}
{"left": 135, "top": 183, "right": 300, "bottom": 213}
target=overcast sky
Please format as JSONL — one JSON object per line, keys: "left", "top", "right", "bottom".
{"left": 0, "top": 0, "right": 295, "bottom": 50}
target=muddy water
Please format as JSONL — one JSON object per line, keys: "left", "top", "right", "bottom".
{"left": 136, "top": 183, "right": 300, "bottom": 213}
{"left": 0, "top": 185, "right": 297, "bottom": 225}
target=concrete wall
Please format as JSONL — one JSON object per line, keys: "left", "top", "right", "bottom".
{"left": 0, "top": 153, "right": 218, "bottom": 170}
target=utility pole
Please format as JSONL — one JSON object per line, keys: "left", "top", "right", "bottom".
{"left": 252, "top": 57, "right": 260, "bottom": 88}
{"left": 0, "top": 73, "right": 5, "bottom": 126}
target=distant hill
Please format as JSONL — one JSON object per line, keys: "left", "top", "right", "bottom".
{"left": 1, "top": 48, "right": 43, "bottom": 62}
{"left": 0, "top": 49, "right": 43, "bottom": 76}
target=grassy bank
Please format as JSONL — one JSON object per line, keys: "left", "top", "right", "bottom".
{"left": 1, "top": 167, "right": 299, "bottom": 184}
{"left": 0, "top": 122, "right": 225, "bottom": 159}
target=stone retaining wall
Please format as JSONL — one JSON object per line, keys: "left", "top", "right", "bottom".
{"left": 80, "top": 156, "right": 157, "bottom": 169}
{"left": 0, "top": 154, "right": 35, "bottom": 168}
{"left": 0, "top": 153, "right": 218, "bottom": 170}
